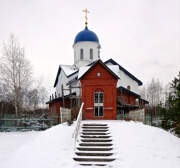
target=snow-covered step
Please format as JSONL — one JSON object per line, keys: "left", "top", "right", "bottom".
{"left": 73, "top": 157, "right": 115, "bottom": 162}
{"left": 82, "top": 129, "right": 108, "bottom": 132}
{"left": 74, "top": 155, "right": 114, "bottom": 159}
{"left": 81, "top": 135, "right": 111, "bottom": 139}
{"left": 82, "top": 132, "right": 110, "bottom": 135}
{"left": 79, "top": 141, "right": 112, "bottom": 144}
{"left": 75, "top": 150, "right": 114, "bottom": 154}
{"left": 79, "top": 162, "right": 108, "bottom": 166}
{"left": 81, "top": 139, "right": 112, "bottom": 142}
{"left": 75, "top": 152, "right": 113, "bottom": 157}
{"left": 83, "top": 124, "right": 107, "bottom": 127}
{"left": 77, "top": 144, "right": 113, "bottom": 148}
{"left": 82, "top": 126, "right": 109, "bottom": 129}
{"left": 79, "top": 143, "right": 113, "bottom": 147}
{"left": 77, "top": 147, "right": 113, "bottom": 151}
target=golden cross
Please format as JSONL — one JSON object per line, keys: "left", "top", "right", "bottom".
{"left": 83, "top": 8, "right": 90, "bottom": 26}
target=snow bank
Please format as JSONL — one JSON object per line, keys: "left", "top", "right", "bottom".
{"left": 1, "top": 123, "right": 75, "bottom": 168}
{"left": 0, "top": 121, "right": 180, "bottom": 168}
{"left": 109, "top": 121, "right": 180, "bottom": 168}
{"left": 0, "top": 131, "right": 39, "bottom": 167}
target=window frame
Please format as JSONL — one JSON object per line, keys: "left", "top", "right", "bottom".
{"left": 94, "top": 92, "right": 104, "bottom": 117}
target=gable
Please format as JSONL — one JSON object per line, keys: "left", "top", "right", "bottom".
{"left": 80, "top": 60, "right": 119, "bottom": 80}
{"left": 54, "top": 65, "right": 78, "bottom": 87}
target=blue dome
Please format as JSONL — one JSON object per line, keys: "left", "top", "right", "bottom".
{"left": 74, "top": 26, "right": 99, "bottom": 44}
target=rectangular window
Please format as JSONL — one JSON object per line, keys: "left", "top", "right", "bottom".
{"left": 80, "top": 49, "right": 84, "bottom": 60}
{"left": 94, "top": 92, "right": 104, "bottom": 117}
{"left": 95, "top": 93, "right": 98, "bottom": 103}
{"left": 99, "top": 106, "right": 103, "bottom": 116}
{"left": 95, "top": 106, "right": 99, "bottom": 116}
{"left": 99, "top": 93, "right": 103, "bottom": 103}
{"left": 90, "top": 49, "right": 93, "bottom": 59}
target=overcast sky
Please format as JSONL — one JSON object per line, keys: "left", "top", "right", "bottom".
{"left": 0, "top": 0, "right": 179, "bottom": 93}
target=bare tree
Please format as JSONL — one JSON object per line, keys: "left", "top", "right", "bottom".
{"left": 0, "top": 34, "right": 33, "bottom": 117}
{"left": 139, "top": 86, "right": 146, "bottom": 99}
{"left": 26, "top": 87, "right": 48, "bottom": 109}
{"left": 26, "top": 89, "right": 39, "bottom": 109}
{"left": 0, "top": 82, "right": 11, "bottom": 102}
{"left": 38, "top": 86, "right": 48, "bottom": 106}
{"left": 146, "top": 78, "right": 163, "bottom": 107}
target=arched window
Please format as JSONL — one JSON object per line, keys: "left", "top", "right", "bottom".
{"left": 80, "top": 49, "right": 84, "bottom": 60}
{"left": 90, "top": 48, "right": 93, "bottom": 59}
{"left": 127, "top": 85, "right": 131, "bottom": 90}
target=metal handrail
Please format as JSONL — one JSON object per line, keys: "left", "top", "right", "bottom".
{"left": 72, "top": 102, "right": 84, "bottom": 150}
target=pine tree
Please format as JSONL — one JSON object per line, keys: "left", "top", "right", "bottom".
{"left": 161, "top": 72, "right": 180, "bottom": 136}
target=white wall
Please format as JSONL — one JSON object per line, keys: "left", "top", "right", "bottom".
{"left": 55, "top": 69, "right": 68, "bottom": 96}
{"left": 71, "top": 80, "right": 81, "bottom": 97}
{"left": 117, "top": 70, "right": 140, "bottom": 94}
{"left": 106, "top": 62, "right": 140, "bottom": 94}
{"left": 73, "top": 41, "right": 100, "bottom": 67}
{"left": 55, "top": 68, "right": 80, "bottom": 97}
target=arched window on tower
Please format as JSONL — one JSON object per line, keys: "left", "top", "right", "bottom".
{"left": 80, "top": 49, "right": 84, "bottom": 60}
{"left": 90, "top": 48, "right": 93, "bottom": 59}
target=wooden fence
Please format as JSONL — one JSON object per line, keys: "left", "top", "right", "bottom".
{"left": 129, "top": 108, "right": 145, "bottom": 122}
{"left": 60, "top": 107, "right": 71, "bottom": 123}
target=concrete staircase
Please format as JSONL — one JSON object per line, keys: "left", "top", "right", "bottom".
{"left": 73, "top": 123, "right": 115, "bottom": 166}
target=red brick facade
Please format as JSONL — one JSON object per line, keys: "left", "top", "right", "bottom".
{"left": 117, "top": 90, "right": 137, "bottom": 105}
{"left": 80, "top": 62, "right": 118, "bottom": 120}
{"left": 48, "top": 99, "right": 70, "bottom": 123}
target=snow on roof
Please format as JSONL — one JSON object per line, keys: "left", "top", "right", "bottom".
{"left": 107, "top": 65, "right": 120, "bottom": 78}
{"left": 104, "top": 58, "right": 143, "bottom": 86}
{"left": 54, "top": 65, "right": 78, "bottom": 87}
{"left": 78, "top": 63, "right": 120, "bottom": 80}
{"left": 78, "top": 65, "right": 91, "bottom": 79}
{"left": 61, "top": 65, "right": 78, "bottom": 77}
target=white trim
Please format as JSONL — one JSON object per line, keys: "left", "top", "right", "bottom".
{"left": 72, "top": 102, "right": 84, "bottom": 150}
{"left": 85, "top": 107, "right": 93, "bottom": 110}
{"left": 104, "top": 107, "right": 113, "bottom": 110}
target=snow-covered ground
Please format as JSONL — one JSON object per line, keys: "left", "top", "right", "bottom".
{"left": 0, "top": 121, "right": 179, "bottom": 168}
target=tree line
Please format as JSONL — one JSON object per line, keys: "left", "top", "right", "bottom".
{"left": 141, "top": 73, "right": 180, "bottom": 137}
{"left": 0, "top": 34, "right": 48, "bottom": 118}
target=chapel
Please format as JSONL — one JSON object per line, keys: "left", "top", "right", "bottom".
{"left": 47, "top": 11, "right": 148, "bottom": 123}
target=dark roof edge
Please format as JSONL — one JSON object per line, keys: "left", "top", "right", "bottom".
{"left": 67, "top": 70, "right": 79, "bottom": 78}
{"left": 140, "top": 98, "right": 149, "bottom": 104}
{"left": 104, "top": 59, "right": 143, "bottom": 86}
{"left": 54, "top": 66, "right": 61, "bottom": 87}
{"left": 46, "top": 97, "right": 62, "bottom": 104}
{"left": 117, "top": 86, "right": 140, "bottom": 98}
{"left": 46, "top": 93, "right": 76, "bottom": 104}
